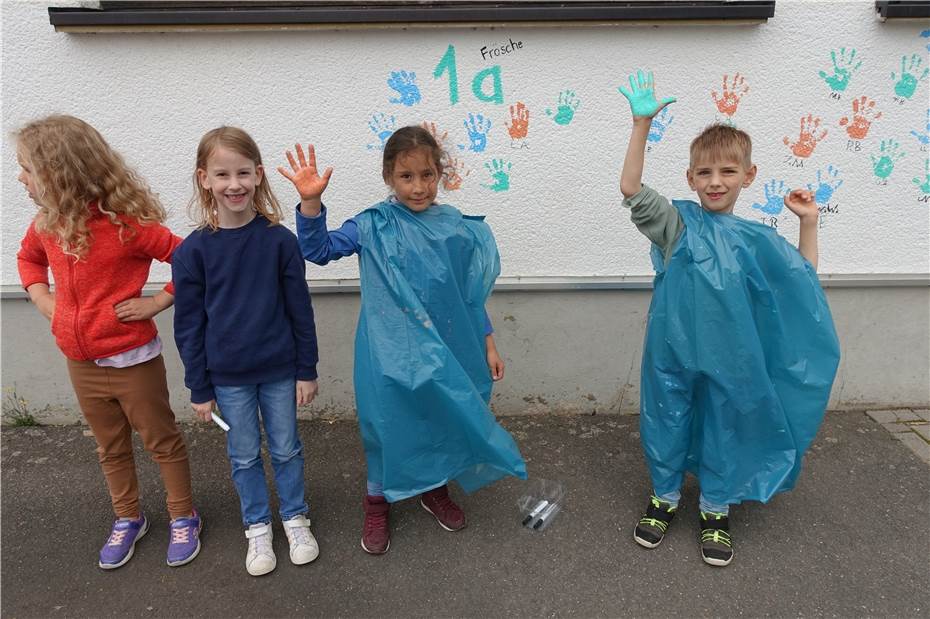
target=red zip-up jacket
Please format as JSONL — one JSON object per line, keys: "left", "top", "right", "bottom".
{"left": 17, "top": 204, "right": 182, "bottom": 361}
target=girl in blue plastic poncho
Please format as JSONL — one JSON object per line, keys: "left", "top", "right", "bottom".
{"left": 617, "top": 71, "right": 840, "bottom": 567}
{"left": 278, "top": 126, "right": 527, "bottom": 555}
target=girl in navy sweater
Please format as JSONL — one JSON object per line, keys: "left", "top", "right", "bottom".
{"left": 172, "top": 127, "right": 320, "bottom": 576}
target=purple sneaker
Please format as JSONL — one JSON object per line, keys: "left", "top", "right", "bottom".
{"left": 99, "top": 514, "right": 148, "bottom": 570}
{"left": 167, "top": 509, "right": 202, "bottom": 567}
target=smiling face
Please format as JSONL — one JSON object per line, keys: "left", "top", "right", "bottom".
{"left": 16, "top": 151, "right": 42, "bottom": 205}
{"left": 197, "top": 146, "right": 263, "bottom": 228}
{"left": 385, "top": 146, "right": 439, "bottom": 212}
{"left": 686, "top": 158, "right": 757, "bottom": 214}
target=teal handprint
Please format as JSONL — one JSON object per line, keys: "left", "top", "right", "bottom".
{"left": 914, "top": 158, "right": 930, "bottom": 195}
{"left": 482, "top": 159, "right": 512, "bottom": 192}
{"left": 751, "top": 179, "right": 788, "bottom": 215}
{"left": 871, "top": 139, "right": 905, "bottom": 179}
{"left": 545, "top": 90, "right": 581, "bottom": 126}
{"left": 818, "top": 48, "right": 861, "bottom": 93}
{"left": 618, "top": 70, "right": 677, "bottom": 118}
{"left": 892, "top": 54, "right": 929, "bottom": 99}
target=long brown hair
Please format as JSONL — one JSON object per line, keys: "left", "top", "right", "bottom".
{"left": 15, "top": 115, "right": 166, "bottom": 259}
{"left": 189, "top": 126, "right": 283, "bottom": 230}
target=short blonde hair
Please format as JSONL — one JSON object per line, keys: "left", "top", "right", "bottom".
{"left": 189, "top": 126, "right": 283, "bottom": 230}
{"left": 689, "top": 123, "right": 752, "bottom": 169}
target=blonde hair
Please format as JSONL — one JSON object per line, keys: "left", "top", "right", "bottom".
{"left": 689, "top": 123, "right": 753, "bottom": 169}
{"left": 189, "top": 126, "right": 283, "bottom": 230}
{"left": 14, "top": 115, "right": 166, "bottom": 259}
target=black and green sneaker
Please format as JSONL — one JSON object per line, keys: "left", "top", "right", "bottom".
{"left": 699, "top": 511, "right": 733, "bottom": 566}
{"left": 633, "top": 495, "right": 677, "bottom": 548}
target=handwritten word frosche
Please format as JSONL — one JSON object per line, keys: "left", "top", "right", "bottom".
{"left": 481, "top": 38, "right": 524, "bottom": 61}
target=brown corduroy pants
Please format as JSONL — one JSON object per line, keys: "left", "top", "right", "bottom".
{"left": 66, "top": 355, "right": 194, "bottom": 519}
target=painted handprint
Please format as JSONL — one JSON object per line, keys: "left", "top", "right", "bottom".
{"left": 892, "top": 54, "right": 929, "bottom": 99}
{"left": 751, "top": 179, "right": 788, "bottom": 215}
{"left": 783, "top": 114, "right": 827, "bottom": 158}
{"left": 545, "top": 90, "right": 581, "bottom": 126}
{"left": 647, "top": 107, "right": 675, "bottom": 143}
{"left": 839, "top": 96, "right": 881, "bottom": 140}
{"left": 462, "top": 113, "right": 491, "bottom": 153}
{"left": 923, "top": 29, "right": 930, "bottom": 52}
{"left": 711, "top": 73, "right": 749, "bottom": 117}
{"left": 506, "top": 102, "right": 530, "bottom": 140}
{"left": 871, "top": 139, "right": 905, "bottom": 179}
{"left": 910, "top": 109, "right": 930, "bottom": 146}
{"left": 618, "top": 70, "right": 676, "bottom": 118}
{"left": 387, "top": 70, "right": 422, "bottom": 106}
{"left": 482, "top": 159, "right": 512, "bottom": 192}
{"left": 421, "top": 120, "right": 450, "bottom": 149}
{"left": 443, "top": 156, "right": 469, "bottom": 191}
{"left": 807, "top": 166, "right": 843, "bottom": 205}
{"left": 914, "top": 158, "right": 930, "bottom": 194}
{"left": 366, "top": 113, "right": 397, "bottom": 151}
{"left": 818, "top": 47, "right": 862, "bottom": 93}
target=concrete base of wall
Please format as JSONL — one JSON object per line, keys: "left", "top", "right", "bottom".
{"left": 2, "top": 287, "right": 928, "bottom": 424}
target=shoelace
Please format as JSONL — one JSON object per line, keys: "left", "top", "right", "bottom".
{"left": 289, "top": 525, "right": 312, "bottom": 546}
{"left": 107, "top": 529, "right": 128, "bottom": 546}
{"left": 364, "top": 511, "right": 388, "bottom": 534}
{"left": 170, "top": 523, "right": 190, "bottom": 544}
{"left": 700, "top": 512, "right": 732, "bottom": 547}
{"left": 431, "top": 494, "right": 458, "bottom": 516}
{"left": 251, "top": 532, "right": 273, "bottom": 555}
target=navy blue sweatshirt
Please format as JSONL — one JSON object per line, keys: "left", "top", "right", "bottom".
{"left": 172, "top": 215, "right": 318, "bottom": 403}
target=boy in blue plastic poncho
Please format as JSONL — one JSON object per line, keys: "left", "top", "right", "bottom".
{"left": 618, "top": 71, "right": 840, "bottom": 567}
{"left": 277, "top": 126, "right": 527, "bottom": 556}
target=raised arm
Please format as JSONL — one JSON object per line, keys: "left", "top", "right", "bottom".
{"left": 783, "top": 189, "right": 820, "bottom": 270}
{"left": 618, "top": 70, "right": 676, "bottom": 198}
{"left": 278, "top": 143, "right": 333, "bottom": 218}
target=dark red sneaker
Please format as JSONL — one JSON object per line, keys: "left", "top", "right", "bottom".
{"left": 361, "top": 495, "right": 391, "bottom": 554}
{"left": 420, "top": 485, "right": 467, "bottom": 531}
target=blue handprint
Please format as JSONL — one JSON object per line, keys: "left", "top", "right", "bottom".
{"left": 618, "top": 70, "right": 676, "bottom": 118}
{"left": 545, "top": 90, "right": 581, "bottom": 126}
{"left": 461, "top": 113, "right": 491, "bottom": 153}
{"left": 910, "top": 109, "right": 930, "bottom": 146}
{"left": 482, "top": 159, "right": 512, "bottom": 192}
{"left": 871, "top": 139, "right": 905, "bottom": 179}
{"left": 818, "top": 48, "right": 862, "bottom": 93}
{"left": 807, "top": 166, "right": 843, "bottom": 205}
{"left": 892, "top": 54, "right": 930, "bottom": 99}
{"left": 751, "top": 179, "right": 788, "bottom": 215}
{"left": 387, "top": 70, "right": 422, "bottom": 106}
{"left": 647, "top": 107, "right": 675, "bottom": 143}
{"left": 922, "top": 29, "right": 930, "bottom": 52}
{"left": 366, "top": 113, "right": 397, "bottom": 151}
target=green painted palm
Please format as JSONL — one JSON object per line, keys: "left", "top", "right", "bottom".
{"left": 618, "top": 70, "right": 677, "bottom": 118}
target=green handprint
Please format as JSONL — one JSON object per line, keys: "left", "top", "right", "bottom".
{"left": 818, "top": 48, "right": 861, "bottom": 93}
{"left": 892, "top": 54, "right": 930, "bottom": 99}
{"left": 618, "top": 70, "right": 677, "bottom": 118}
{"left": 871, "top": 139, "right": 905, "bottom": 180}
{"left": 482, "top": 159, "right": 512, "bottom": 192}
{"left": 914, "top": 158, "right": 930, "bottom": 195}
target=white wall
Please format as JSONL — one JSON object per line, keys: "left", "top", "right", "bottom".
{"left": 3, "top": 0, "right": 929, "bottom": 285}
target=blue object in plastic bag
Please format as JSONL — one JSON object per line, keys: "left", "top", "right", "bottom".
{"left": 640, "top": 200, "right": 840, "bottom": 506}
{"left": 353, "top": 200, "right": 527, "bottom": 502}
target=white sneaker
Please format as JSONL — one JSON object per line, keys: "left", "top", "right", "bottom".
{"left": 283, "top": 515, "right": 320, "bottom": 565}
{"left": 244, "top": 523, "right": 276, "bottom": 576}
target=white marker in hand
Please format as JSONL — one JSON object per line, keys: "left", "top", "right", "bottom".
{"left": 211, "top": 411, "right": 230, "bottom": 432}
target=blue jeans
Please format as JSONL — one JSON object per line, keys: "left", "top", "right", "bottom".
{"left": 215, "top": 378, "right": 308, "bottom": 526}
{"left": 656, "top": 489, "right": 729, "bottom": 515}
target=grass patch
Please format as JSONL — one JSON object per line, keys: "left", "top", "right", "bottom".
{"left": 2, "top": 388, "right": 43, "bottom": 427}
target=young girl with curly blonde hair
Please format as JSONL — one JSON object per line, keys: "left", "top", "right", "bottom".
{"left": 15, "top": 115, "right": 202, "bottom": 570}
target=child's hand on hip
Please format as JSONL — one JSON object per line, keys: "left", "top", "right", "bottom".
{"left": 618, "top": 70, "right": 677, "bottom": 119}
{"left": 783, "top": 189, "right": 819, "bottom": 223}
{"left": 278, "top": 144, "right": 333, "bottom": 204}
{"left": 297, "top": 380, "right": 319, "bottom": 406}
{"left": 114, "top": 297, "right": 159, "bottom": 322}
{"left": 35, "top": 292, "right": 55, "bottom": 321}
{"left": 191, "top": 400, "right": 215, "bottom": 422}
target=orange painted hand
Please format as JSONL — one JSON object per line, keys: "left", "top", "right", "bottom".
{"left": 277, "top": 143, "right": 333, "bottom": 200}
{"left": 420, "top": 120, "right": 449, "bottom": 148}
{"left": 711, "top": 73, "right": 749, "bottom": 117}
{"left": 839, "top": 96, "right": 881, "bottom": 140}
{"left": 783, "top": 114, "right": 827, "bottom": 158}
{"left": 443, "top": 156, "right": 468, "bottom": 191}
{"left": 506, "top": 101, "right": 530, "bottom": 139}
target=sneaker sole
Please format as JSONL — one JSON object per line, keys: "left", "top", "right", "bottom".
{"left": 289, "top": 546, "right": 320, "bottom": 565}
{"left": 167, "top": 520, "right": 204, "bottom": 567}
{"left": 99, "top": 518, "right": 149, "bottom": 570}
{"left": 360, "top": 537, "right": 390, "bottom": 555}
{"left": 633, "top": 529, "right": 662, "bottom": 549}
{"left": 419, "top": 499, "right": 466, "bottom": 532}
{"left": 702, "top": 552, "right": 733, "bottom": 567}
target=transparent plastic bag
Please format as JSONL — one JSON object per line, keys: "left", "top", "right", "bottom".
{"left": 516, "top": 478, "right": 564, "bottom": 531}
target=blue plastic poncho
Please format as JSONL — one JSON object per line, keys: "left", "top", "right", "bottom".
{"left": 641, "top": 200, "right": 840, "bottom": 505}
{"left": 353, "top": 200, "right": 527, "bottom": 502}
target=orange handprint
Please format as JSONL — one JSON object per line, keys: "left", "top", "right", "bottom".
{"left": 506, "top": 101, "right": 530, "bottom": 140}
{"left": 443, "top": 156, "right": 469, "bottom": 191}
{"left": 783, "top": 114, "right": 827, "bottom": 158}
{"left": 839, "top": 96, "right": 881, "bottom": 140}
{"left": 420, "top": 120, "right": 450, "bottom": 148}
{"left": 711, "top": 73, "right": 749, "bottom": 117}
